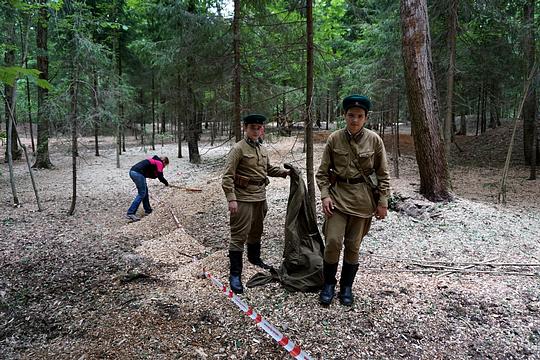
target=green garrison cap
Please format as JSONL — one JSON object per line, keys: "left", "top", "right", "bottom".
{"left": 342, "top": 95, "right": 372, "bottom": 112}
{"left": 243, "top": 114, "right": 266, "bottom": 125}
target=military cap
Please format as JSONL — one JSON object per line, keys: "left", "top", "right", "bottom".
{"left": 342, "top": 95, "right": 371, "bottom": 112}
{"left": 243, "top": 114, "right": 266, "bottom": 125}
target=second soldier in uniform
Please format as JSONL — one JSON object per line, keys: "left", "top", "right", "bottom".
{"left": 316, "top": 95, "right": 390, "bottom": 306}
{"left": 222, "top": 114, "right": 289, "bottom": 294}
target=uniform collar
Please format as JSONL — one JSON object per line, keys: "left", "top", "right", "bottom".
{"left": 345, "top": 127, "right": 365, "bottom": 142}
{"left": 245, "top": 137, "right": 262, "bottom": 148}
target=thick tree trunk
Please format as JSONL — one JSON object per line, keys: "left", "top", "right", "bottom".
{"left": 34, "top": 0, "right": 53, "bottom": 168}
{"left": 523, "top": 0, "right": 538, "bottom": 166}
{"left": 187, "top": 98, "right": 200, "bottom": 164}
{"left": 444, "top": 0, "right": 457, "bottom": 156}
{"left": 233, "top": 0, "right": 241, "bottom": 142}
{"left": 400, "top": 0, "right": 452, "bottom": 201}
{"left": 305, "top": 0, "right": 316, "bottom": 215}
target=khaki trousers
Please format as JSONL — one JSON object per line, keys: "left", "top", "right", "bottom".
{"left": 323, "top": 209, "right": 372, "bottom": 264}
{"left": 229, "top": 200, "right": 268, "bottom": 252}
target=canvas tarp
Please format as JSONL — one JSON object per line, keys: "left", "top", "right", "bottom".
{"left": 246, "top": 163, "right": 324, "bottom": 292}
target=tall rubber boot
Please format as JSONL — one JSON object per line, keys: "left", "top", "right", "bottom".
{"left": 247, "top": 243, "right": 272, "bottom": 270}
{"left": 319, "top": 261, "right": 338, "bottom": 305}
{"left": 229, "top": 251, "right": 244, "bottom": 294}
{"left": 339, "top": 262, "right": 359, "bottom": 306}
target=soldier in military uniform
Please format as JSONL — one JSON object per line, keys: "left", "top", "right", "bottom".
{"left": 316, "top": 95, "right": 390, "bottom": 306}
{"left": 222, "top": 114, "right": 289, "bottom": 294}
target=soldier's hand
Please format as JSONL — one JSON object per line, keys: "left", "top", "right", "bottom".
{"left": 375, "top": 205, "right": 387, "bottom": 220}
{"left": 229, "top": 200, "right": 239, "bottom": 214}
{"left": 322, "top": 197, "right": 334, "bottom": 217}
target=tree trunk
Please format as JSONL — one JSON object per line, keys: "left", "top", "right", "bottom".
{"left": 187, "top": 96, "right": 200, "bottom": 164}
{"left": 458, "top": 113, "right": 466, "bottom": 135}
{"left": 475, "top": 85, "right": 481, "bottom": 136}
{"left": 480, "top": 85, "right": 487, "bottom": 134}
{"left": 400, "top": 0, "right": 452, "bottom": 201}
{"left": 444, "top": 0, "right": 457, "bottom": 156}
{"left": 394, "top": 92, "right": 400, "bottom": 177}
{"left": 118, "top": 38, "right": 125, "bottom": 154}
{"left": 325, "top": 89, "right": 330, "bottom": 130}
{"left": 139, "top": 88, "right": 145, "bottom": 148}
{"left": 233, "top": 0, "right": 241, "bottom": 142}
{"left": 488, "top": 82, "right": 497, "bottom": 129}
{"left": 160, "top": 91, "right": 166, "bottom": 134}
{"left": 305, "top": 0, "right": 316, "bottom": 215}
{"left": 33, "top": 0, "right": 53, "bottom": 168}
{"left": 93, "top": 69, "right": 100, "bottom": 156}
{"left": 4, "top": 12, "right": 22, "bottom": 162}
{"left": 25, "top": 61, "right": 35, "bottom": 153}
{"left": 4, "top": 90, "right": 19, "bottom": 206}
{"left": 68, "top": 66, "right": 79, "bottom": 216}
{"left": 523, "top": 0, "right": 538, "bottom": 166}
{"left": 177, "top": 76, "right": 183, "bottom": 158}
{"left": 151, "top": 72, "right": 156, "bottom": 150}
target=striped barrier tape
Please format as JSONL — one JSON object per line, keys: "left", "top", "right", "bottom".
{"left": 203, "top": 269, "right": 314, "bottom": 360}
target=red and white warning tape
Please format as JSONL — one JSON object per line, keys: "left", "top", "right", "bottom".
{"left": 203, "top": 270, "right": 314, "bottom": 360}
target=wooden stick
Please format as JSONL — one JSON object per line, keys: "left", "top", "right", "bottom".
{"left": 362, "top": 268, "right": 539, "bottom": 277}
{"left": 436, "top": 257, "right": 499, "bottom": 278}
{"left": 414, "top": 262, "right": 540, "bottom": 268}
{"left": 365, "top": 254, "right": 540, "bottom": 267}
{"left": 498, "top": 62, "right": 537, "bottom": 204}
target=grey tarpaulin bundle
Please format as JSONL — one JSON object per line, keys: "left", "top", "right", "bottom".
{"left": 246, "top": 163, "right": 324, "bottom": 292}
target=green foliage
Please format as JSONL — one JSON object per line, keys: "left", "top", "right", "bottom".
{"left": 1, "top": 0, "right": 537, "bottom": 141}
{"left": 0, "top": 66, "right": 52, "bottom": 90}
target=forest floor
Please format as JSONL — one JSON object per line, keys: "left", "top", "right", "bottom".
{"left": 1, "top": 122, "right": 540, "bottom": 360}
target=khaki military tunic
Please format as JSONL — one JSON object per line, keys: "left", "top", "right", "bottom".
{"left": 222, "top": 138, "right": 287, "bottom": 202}
{"left": 316, "top": 128, "right": 390, "bottom": 264}
{"left": 222, "top": 138, "right": 288, "bottom": 251}
{"left": 316, "top": 128, "right": 390, "bottom": 215}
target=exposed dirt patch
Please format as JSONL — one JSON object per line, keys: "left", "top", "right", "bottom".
{"left": 1, "top": 126, "right": 539, "bottom": 359}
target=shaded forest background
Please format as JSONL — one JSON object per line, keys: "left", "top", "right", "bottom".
{"left": 1, "top": 0, "right": 539, "bottom": 197}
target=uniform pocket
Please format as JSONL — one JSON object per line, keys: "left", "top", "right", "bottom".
{"left": 242, "top": 154, "right": 257, "bottom": 167}
{"left": 355, "top": 151, "right": 374, "bottom": 170}
{"left": 332, "top": 148, "right": 349, "bottom": 169}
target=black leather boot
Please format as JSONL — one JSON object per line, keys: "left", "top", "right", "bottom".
{"left": 319, "top": 261, "right": 338, "bottom": 305}
{"left": 339, "top": 262, "right": 359, "bottom": 306}
{"left": 247, "top": 243, "right": 272, "bottom": 270}
{"left": 229, "top": 251, "right": 244, "bottom": 294}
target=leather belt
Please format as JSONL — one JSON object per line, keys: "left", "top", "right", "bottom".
{"left": 248, "top": 179, "right": 266, "bottom": 186}
{"left": 336, "top": 176, "right": 364, "bottom": 184}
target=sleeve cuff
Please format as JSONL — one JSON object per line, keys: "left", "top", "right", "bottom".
{"left": 378, "top": 196, "right": 388, "bottom": 208}
{"left": 320, "top": 188, "right": 330, "bottom": 199}
{"left": 226, "top": 193, "right": 237, "bottom": 202}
